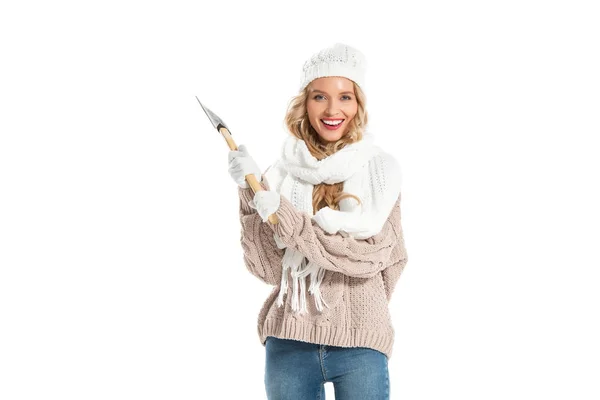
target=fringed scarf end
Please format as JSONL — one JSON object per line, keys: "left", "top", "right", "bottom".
{"left": 276, "top": 248, "right": 329, "bottom": 314}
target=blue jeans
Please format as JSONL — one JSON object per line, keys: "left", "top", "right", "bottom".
{"left": 264, "top": 336, "right": 390, "bottom": 400}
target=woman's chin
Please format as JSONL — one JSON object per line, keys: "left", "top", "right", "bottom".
{"left": 317, "top": 130, "right": 344, "bottom": 143}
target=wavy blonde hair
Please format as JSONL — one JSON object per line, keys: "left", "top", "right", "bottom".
{"left": 284, "top": 80, "right": 369, "bottom": 214}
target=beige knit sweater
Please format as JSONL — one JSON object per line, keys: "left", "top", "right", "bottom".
{"left": 238, "top": 176, "right": 408, "bottom": 359}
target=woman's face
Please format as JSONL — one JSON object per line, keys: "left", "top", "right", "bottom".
{"left": 306, "top": 76, "right": 358, "bottom": 143}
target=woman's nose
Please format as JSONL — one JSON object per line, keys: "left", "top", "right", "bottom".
{"left": 325, "top": 101, "right": 341, "bottom": 115}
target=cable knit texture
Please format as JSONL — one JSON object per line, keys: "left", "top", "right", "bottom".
{"left": 238, "top": 151, "right": 408, "bottom": 359}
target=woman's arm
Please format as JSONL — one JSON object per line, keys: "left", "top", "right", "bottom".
{"left": 381, "top": 201, "right": 409, "bottom": 300}
{"left": 265, "top": 193, "right": 404, "bottom": 279}
{"left": 238, "top": 176, "right": 283, "bottom": 286}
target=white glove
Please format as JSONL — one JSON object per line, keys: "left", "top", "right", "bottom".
{"left": 249, "top": 190, "right": 281, "bottom": 222}
{"left": 311, "top": 207, "right": 344, "bottom": 234}
{"left": 228, "top": 144, "right": 262, "bottom": 189}
{"left": 312, "top": 207, "right": 370, "bottom": 236}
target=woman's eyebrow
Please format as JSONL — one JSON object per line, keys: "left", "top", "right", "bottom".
{"left": 311, "top": 89, "right": 355, "bottom": 95}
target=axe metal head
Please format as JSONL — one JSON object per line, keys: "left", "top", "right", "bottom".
{"left": 195, "top": 96, "right": 229, "bottom": 131}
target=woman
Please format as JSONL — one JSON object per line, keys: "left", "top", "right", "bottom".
{"left": 228, "top": 43, "right": 408, "bottom": 400}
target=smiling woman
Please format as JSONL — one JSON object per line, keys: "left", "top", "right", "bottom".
{"left": 306, "top": 77, "right": 359, "bottom": 144}
{"left": 228, "top": 42, "right": 407, "bottom": 400}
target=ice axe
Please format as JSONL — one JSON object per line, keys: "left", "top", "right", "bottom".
{"left": 196, "top": 96, "right": 279, "bottom": 224}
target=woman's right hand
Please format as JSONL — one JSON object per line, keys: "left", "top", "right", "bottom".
{"left": 249, "top": 190, "right": 281, "bottom": 222}
{"left": 228, "top": 144, "right": 262, "bottom": 189}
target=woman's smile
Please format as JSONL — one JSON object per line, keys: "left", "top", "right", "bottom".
{"left": 320, "top": 118, "right": 345, "bottom": 130}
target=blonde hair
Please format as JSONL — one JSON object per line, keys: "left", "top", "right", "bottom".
{"left": 283, "top": 80, "right": 369, "bottom": 214}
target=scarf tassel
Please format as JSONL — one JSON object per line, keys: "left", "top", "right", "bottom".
{"left": 275, "top": 245, "right": 330, "bottom": 313}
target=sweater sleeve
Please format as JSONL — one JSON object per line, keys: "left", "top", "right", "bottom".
{"left": 265, "top": 193, "right": 404, "bottom": 279}
{"left": 381, "top": 194, "right": 408, "bottom": 300}
{"left": 238, "top": 175, "right": 283, "bottom": 286}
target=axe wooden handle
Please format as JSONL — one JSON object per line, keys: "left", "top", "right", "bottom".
{"left": 220, "top": 126, "right": 279, "bottom": 225}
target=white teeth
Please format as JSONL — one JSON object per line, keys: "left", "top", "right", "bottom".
{"left": 322, "top": 119, "right": 343, "bottom": 126}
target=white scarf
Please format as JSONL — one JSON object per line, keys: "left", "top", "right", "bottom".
{"left": 266, "top": 132, "right": 382, "bottom": 314}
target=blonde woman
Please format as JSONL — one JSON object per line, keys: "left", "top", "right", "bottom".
{"left": 228, "top": 43, "right": 408, "bottom": 400}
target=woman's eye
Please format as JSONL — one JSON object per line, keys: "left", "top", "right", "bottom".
{"left": 313, "top": 94, "right": 352, "bottom": 100}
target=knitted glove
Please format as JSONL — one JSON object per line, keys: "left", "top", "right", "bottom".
{"left": 311, "top": 207, "right": 343, "bottom": 234}
{"left": 248, "top": 190, "right": 281, "bottom": 222}
{"left": 228, "top": 144, "right": 262, "bottom": 189}
{"left": 312, "top": 207, "right": 370, "bottom": 236}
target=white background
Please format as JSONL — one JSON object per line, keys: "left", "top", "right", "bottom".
{"left": 1, "top": 0, "right": 599, "bottom": 399}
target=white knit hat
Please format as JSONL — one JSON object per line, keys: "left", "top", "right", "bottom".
{"left": 299, "top": 42, "right": 367, "bottom": 92}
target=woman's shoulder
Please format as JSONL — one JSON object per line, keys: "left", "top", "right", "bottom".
{"left": 337, "top": 149, "right": 403, "bottom": 239}
{"left": 263, "top": 159, "right": 287, "bottom": 193}
{"left": 366, "top": 149, "right": 403, "bottom": 202}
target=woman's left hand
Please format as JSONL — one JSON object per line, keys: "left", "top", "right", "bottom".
{"left": 312, "top": 207, "right": 344, "bottom": 234}
{"left": 312, "top": 207, "right": 371, "bottom": 237}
